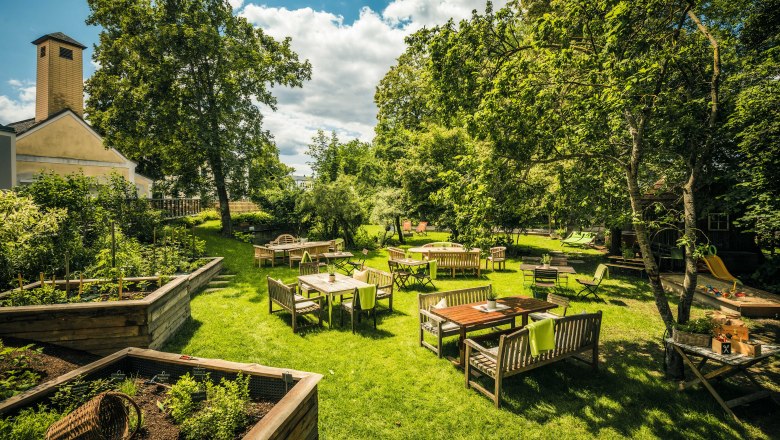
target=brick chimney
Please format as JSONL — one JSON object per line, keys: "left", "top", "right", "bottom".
{"left": 32, "top": 32, "right": 86, "bottom": 121}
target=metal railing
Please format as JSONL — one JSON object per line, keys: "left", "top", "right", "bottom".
{"left": 148, "top": 198, "right": 201, "bottom": 219}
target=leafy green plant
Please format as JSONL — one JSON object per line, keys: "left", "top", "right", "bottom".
{"left": 50, "top": 377, "right": 114, "bottom": 413}
{"left": 0, "top": 340, "right": 43, "bottom": 399}
{"left": 166, "top": 373, "right": 250, "bottom": 440}
{"left": 486, "top": 290, "right": 498, "bottom": 301}
{"left": 674, "top": 318, "right": 715, "bottom": 335}
{"left": 117, "top": 378, "right": 138, "bottom": 397}
{"left": 2, "top": 284, "right": 68, "bottom": 307}
{"left": 233, "top": 232, "right": 255, "bottom": 244}
{"left": 232, "top": 211, "right": 274, "bottom": 226}
{"left": 0, "top": 405, "right": 61, "bottom": 440}
{"left": 541, "top": 254, "right": 552, "bottom": 265}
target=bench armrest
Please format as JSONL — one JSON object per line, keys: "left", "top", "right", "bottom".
{"left": 295, "top": 295, "right": 324, "bottom": 304}
{"left": 419, "top": 308, "right": 445, "bottom": 323}
{"left": 464, "top": 338, "right": 497, "bottom": 360}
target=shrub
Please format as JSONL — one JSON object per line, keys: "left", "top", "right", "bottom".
{"left": 232, "top": 211, "right": 274, "bottom": 226}
{"left": 674, "top": 318, "right": 715, "bottom": 335}
{"left": 352, "top": 227, "right": 378, "bottom": 250}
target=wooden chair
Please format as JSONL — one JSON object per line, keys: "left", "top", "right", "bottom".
{"left": 288, "top": 248, "right": 306, "bottom": 269}
{"left": 529, "top": 293, "right": 569, "bottom": 321}
{"left": 387, "top": 247, "right": 406, "bottom": 261}
{"left": 415, "top": 221, "right": 428, "bottom": 235}
{"left": 550, "top": 256, "right": 569, "bottom": 286}
{"left": 267, "top": 277, "right": 322, "bottom": 333}
{"left": 298, "top": 262, "right": 320, "bottom": 298}
{"left": 340, "top": 286, "right": 378, "bottom": 333}
{"left": 388, "top": 260, "right": 411, "bottom": 290}
{"left": 364, "top": 267, "right": 394, "bottom": 313}
{"left": 521, "top": 256, "right": 541, "bottom": 285}
{"left": 576, "top": 264, "right": 609, "bottom": 301}
{"left": 329, "top": 238, "right": 345, "bottom": 252}
{"left": 253, "top": 245, "right": 275, "bottom": 267}
{"left": 411, "top": 261, "right": 435, "bottom": 289}
{"left": 465, "top": 312, "right": 602, "bottom": 407}
{"left": 533, "top": 268, "right": 559, "bottom": 288}
{"left": 486, "top": 247, "right": 506, "bottom": 271}
{"left": 346, "top": 249, "right": 369, "bottom": 274}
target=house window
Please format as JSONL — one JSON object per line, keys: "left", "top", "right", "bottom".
{"left": 59, "top": 47, "right": 73, "bottom": 60}
{"left": 708, "top": 213, "right": 729, "bottom": 231}
{"left": 40, "top": 46, "right": 46, "bottom": 57}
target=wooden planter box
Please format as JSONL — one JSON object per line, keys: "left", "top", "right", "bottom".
{"left": 0, "top": 258, "right": 223, "bottom": 355}
{"left": 0, "top": 348, "right": 322, "bottom": 440}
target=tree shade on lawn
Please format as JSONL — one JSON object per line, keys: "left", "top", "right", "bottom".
{"left": 161, "top": 221, "right": 779, "bottom": 439}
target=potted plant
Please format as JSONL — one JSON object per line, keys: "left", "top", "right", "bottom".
{"left": 621, "top": 245, "right": 634, "bottom": 261}
{"left": 486, "top": 291, "right": 498, "bottom": 310}
{"left": 672, "top": 317, "right": 715, "bottom": 348}
{"left": 541, "top": 254, "right": 552, "bottom": 269}
{"left": 327, "top": 264, "right": 336, "bottom": 283}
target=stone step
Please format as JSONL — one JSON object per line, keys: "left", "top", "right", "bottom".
{"left": 214, "top": 274, "right": 235, "bottom": 280}
{"left": 207, "top": 280, "right": 230, "bottom": 287}
{"left": 201, "top": 288, "right": 223, "bottom": 293}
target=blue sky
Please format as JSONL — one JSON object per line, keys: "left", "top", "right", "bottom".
{"left": 0, "top": 0, "right": 504, "bottom": 174}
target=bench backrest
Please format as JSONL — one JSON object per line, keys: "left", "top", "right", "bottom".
{"left": 498, "top": 312, "right": 602, "bottom": 372}
{"left": 387, "top": 247, "right": 406, "bottom": 260}
{"left": 365, "top": 267, "right": 393, "bottom": 289}
{"left": 330, "top": 238, "right": 345, "bottom": 251}
{"left": 550, "top": 256, "right": 568, "bottom": 266}
{"left": 273, "top": 234, "right": 298, "bottom": 245}
{"left": 267, "top": 277, "right": 295, "bottom": 310}
{"left": 426, "top": 251, "right": 480, "bottom": 269}
{"left": 308, "top": 244, "right": 331, "bottom": 257}
{"left": 422, "top": 242, "right": 461, "bottom": 248}
{"left": 419, "top": 285, "right": 492, "bottom": 311}
{"left": 489, "top": 247, "right": 506, "bottom": 259}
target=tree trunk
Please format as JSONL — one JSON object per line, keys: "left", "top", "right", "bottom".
{"left": 679, "top": 180, "right": 698, "bottom": 324}
{"left": 395, "top": 215, "right": 405, "bottom": 244}
{"left": 209, "top": 154, "right": 232, "bottom": 237}
{"left": 609, "top": 227, "right": 622, "bottom": 255}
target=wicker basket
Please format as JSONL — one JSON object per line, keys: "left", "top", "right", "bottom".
{"left": 45, "top": 392, "right": 140, "bottom": 440}
{"left": 673, "top": 328, "right": 711, "bottom": 348}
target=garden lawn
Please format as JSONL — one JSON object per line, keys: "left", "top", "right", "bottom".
{"left": 164, "top": 221, "right": 779, "bottom": 439}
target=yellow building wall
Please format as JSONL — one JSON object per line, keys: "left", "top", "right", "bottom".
{"left": 16, "top": 115, "right": 123, "bottom": 163}
{"left": 16, "top": 162, "right": 130, "bottom": 182}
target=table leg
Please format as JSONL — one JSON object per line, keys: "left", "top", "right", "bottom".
{"left": 459, "top": 326, "right": 467, "bottom": 367}
{"left": 674, "top": 346, "right": 739, "bottom": 422}
{"left": 328, "top": 293, "right": 334, "bottom": 327}
{"left": 521, "top": 314, "right": 528, "bottom": 328}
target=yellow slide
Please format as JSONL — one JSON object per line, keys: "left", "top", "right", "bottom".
{"left": 702, "top": 254, "right": 742, "bottom": 290}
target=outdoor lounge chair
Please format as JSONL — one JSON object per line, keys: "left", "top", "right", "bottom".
{"left": 576, "top": 264, "right": 609, "bottom": 300}
{"left": 486, "top": 246, "right": 507, "bottom": 271}
{"left": 562, "top": 231, "right": 595, "bottom": 248}
{"left": 346, "top": 249, "right": 369, "bottom": 274}
{"left": 415, "top": 221, "right": 428, "bottom": 235}
{"left": 561, "top": 231, "right": 583, "bottom": 246}
{"left": 402, "top": 220, "right": 413, "bottom": 237}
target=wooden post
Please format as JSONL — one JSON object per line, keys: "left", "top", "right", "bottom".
{"left": 18, "top": 273, "right": 23, "bottom": 291}
{"left": 79, "top": 273, "right": 84, "bottom": 295}
{"left": 65, "top": 252, "right": 70, "bottom": 296}
{"left": 40, "top": 272, "right": 44, "bottom": 286}
{"left": 158, "top": 274, "right": 162, "bottom": 288}
{"left": 119, "top": 275, "right": 123, "bottom": 298}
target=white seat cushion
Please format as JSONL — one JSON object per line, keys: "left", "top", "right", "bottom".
{"left": 423, "top": 320, "right": 459, "bottom": 333}
{"left": 529, "top": 311, "right": 559, "bottom": 321}
{"left": 353, "top": 269, "right": 369, "bottom": 282}
{"left": 376, "top": 288, "right": 390, "bottom": 298}
{"left": 295, "top": 300, "right": 317, "bottom": 310}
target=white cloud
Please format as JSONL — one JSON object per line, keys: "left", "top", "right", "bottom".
{"left": 242, "top": 0, "right": 507, "bottom": 174}
{"left": 229, "top": 0, "right": 244, "bottom": 10}
{"left": 0, "top": 79, "right": 35, "bottom": 124}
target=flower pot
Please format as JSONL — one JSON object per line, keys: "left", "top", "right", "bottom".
{"left": 486, "top": 299, "right": 497, "bottom": 310}
{"left": 541, "top": 264, "right": 550, "bottom": 269}
{"left": 328, "top": 274, "right": 336, "bottom": 283}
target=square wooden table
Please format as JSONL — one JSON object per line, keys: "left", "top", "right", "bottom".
{"left": 518, "top": 264, "right": 576, "bottom": 274}
{"left": 430, "top": 296, "right": 557, "bottom": 366}
{"left": 667, "top": 338, "right": 779, "bottom": 422}
{"left": 298, "top": 273, "right": 370, "bottom": 326}
{"left": 389, "top": 258, "right": 428, "bottom": 289}
{"left": 321, "top": 251, "right": 354, "bottom": 272}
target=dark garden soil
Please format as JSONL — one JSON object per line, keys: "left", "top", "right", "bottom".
{"left": 130, "top": 379, "right": 275, "bottom": 439}
{"left": 1, "top": 337, "right": 100, "bottom": 390}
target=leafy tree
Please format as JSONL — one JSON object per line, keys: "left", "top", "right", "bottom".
{"left": 298, "top": 175, "right": 365, "bottom": 246}
{"left": 85, "top": 0, "right": 312, "bottom": 235}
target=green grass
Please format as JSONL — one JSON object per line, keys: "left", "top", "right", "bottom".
{"left": 164, "top": 221, "right": 778, "bottom": 439}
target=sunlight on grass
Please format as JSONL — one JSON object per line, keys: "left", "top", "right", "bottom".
{"left": 161, "top": 221, "right": 773, "bottom": 439}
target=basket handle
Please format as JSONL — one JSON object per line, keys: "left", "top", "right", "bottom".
{"left": 106, "top": 392, "right": 142, "bottom": 440}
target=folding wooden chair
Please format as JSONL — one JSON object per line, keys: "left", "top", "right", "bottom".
{"left": 576, "top": 264, "right": 608, "bottom": 301}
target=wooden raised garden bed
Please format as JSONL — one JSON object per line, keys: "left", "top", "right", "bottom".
{"left": 0, "top": 347, "right": 323, "bottom": 440}
{"left": 0, "top": 257, "right": 223, "bottom": 355}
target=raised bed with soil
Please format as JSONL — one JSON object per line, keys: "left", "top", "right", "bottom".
{"left": 0, "top": 258, "right": 223, "bottom": 355}
{"left": 0, "top": 348, "right": 322, "bottom": 440}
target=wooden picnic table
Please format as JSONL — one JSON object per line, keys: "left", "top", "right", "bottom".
{"left": 667, "top": 338, "right": 779, "bottom": 422}
{"left": 518, "top": 264, "right": 577, "bottom": 274}
{"left": 298, "top": 273, "right": 370, "bottom": 326}
{"left": 267, "top": 241, "right": 332, "bottom": 251}
{"left": 430, "top": 296, "right": 557, "bottom": 366}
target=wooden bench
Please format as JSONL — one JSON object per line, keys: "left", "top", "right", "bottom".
{"left": 363, "top": 267, "right": 394, "bottom": 313}
{"left": 254, "top": 245, "right": 275, "bottom": 267}
{"left": 422, "top": 242, "right": 463, "bottom": 248}
{"left": 271, "top": 234, "right": 298, "bottom": 245}
{"left": 267, "top": 277, "right": 323, "bottom": 333}
{"left": 465, "top": 311, "right": 602, "bottom": 407}
{"left": 418, "top": 285, "right": 514, "bottom": 358}
{"left": 605, "top": 262, "right": 646, "bottom": 276}
{"left": 426, "top": 250, "right": 481, "bottom": 277}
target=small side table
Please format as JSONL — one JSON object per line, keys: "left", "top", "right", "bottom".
{"left": 667, "top": 338, "right": 779, "bottom": 422}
